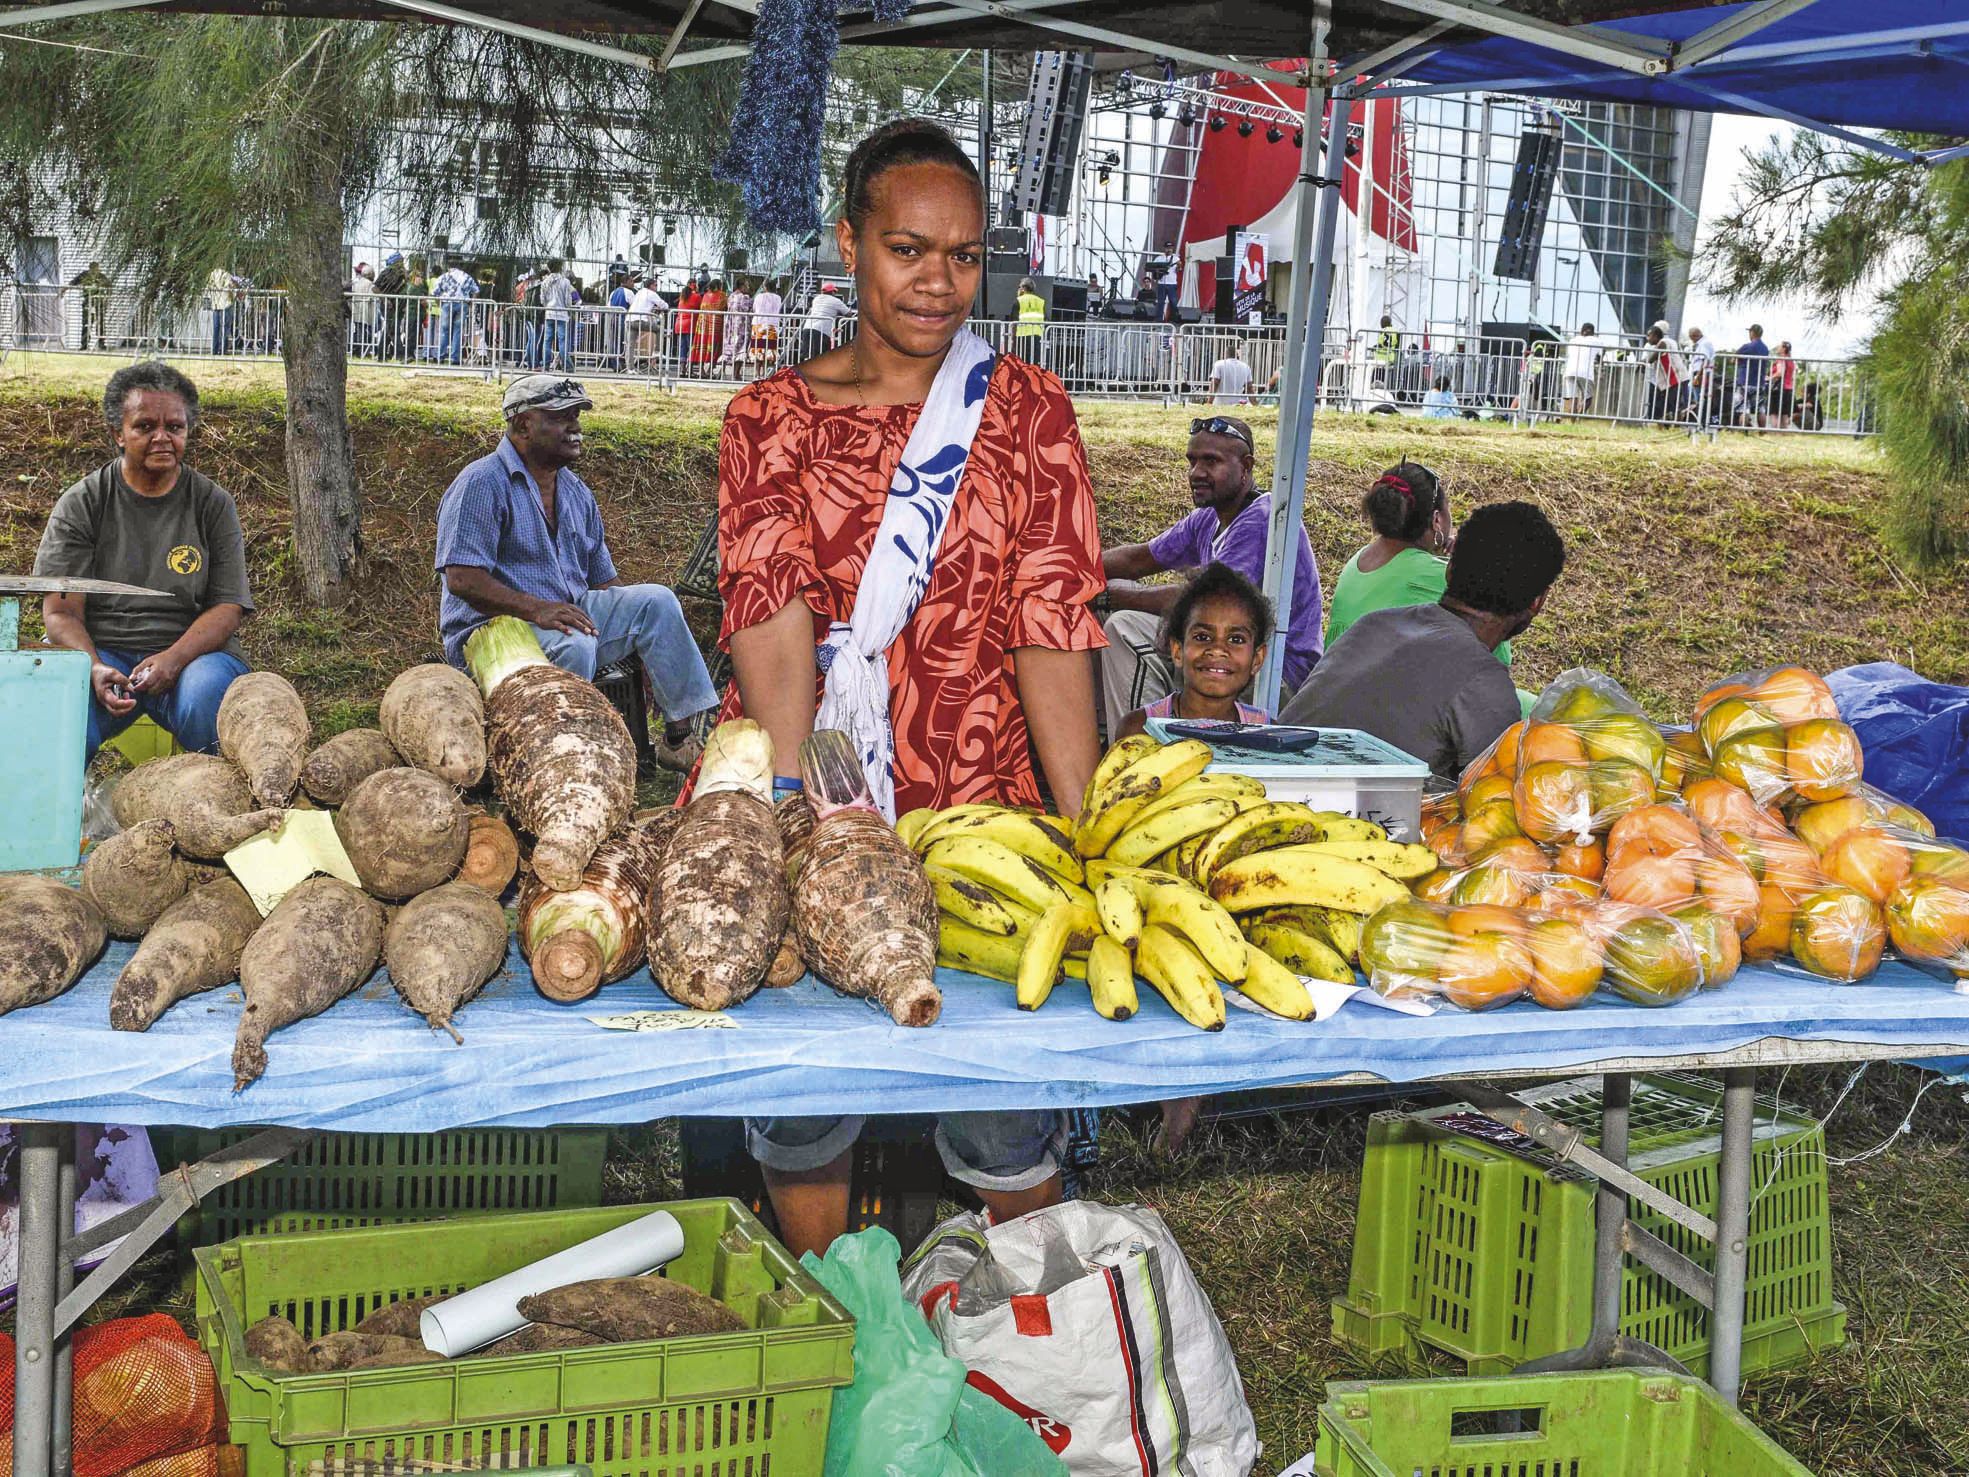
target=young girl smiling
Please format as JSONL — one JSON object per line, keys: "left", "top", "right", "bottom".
{"left": 1118, "top": 562, "right": 1275, "bottom": 738}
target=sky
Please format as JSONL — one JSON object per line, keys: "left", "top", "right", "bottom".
{"left": 1679, "top": 113, "right": 1873, "bottom": 360}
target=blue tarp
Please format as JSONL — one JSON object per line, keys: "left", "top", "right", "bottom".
{"left": 1829, "top": 662, "right": 1969, "bottom": 845}
{"left": 3, "top": 942, "right": 1967, "bottom": 1131}
{"left": 1400, "top": 3, "right": 1969, "bottom": 140}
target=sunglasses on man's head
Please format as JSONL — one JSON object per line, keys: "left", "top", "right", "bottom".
{"left": 1190, "top": 416, "right": 1253, "bottom": 449}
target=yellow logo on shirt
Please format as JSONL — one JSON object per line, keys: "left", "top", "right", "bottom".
{"left": 167, "top": 544, "right": 202, "bottom": 575}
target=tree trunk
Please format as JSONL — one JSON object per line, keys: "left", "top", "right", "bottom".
{"left": 282, "top": 149, "right": 361, "bottom": 606}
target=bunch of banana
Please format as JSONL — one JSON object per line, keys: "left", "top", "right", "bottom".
{"left": 900, "top": 737, "right": 1438, "bottom": 1029}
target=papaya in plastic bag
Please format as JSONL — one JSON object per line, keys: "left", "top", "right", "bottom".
{"left": 1694, "top": 665, "right": 1862, "bottom": 807}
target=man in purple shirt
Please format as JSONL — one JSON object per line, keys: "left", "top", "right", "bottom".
{"left": 1098, "top": 415, "right": 1322, "bottom": 732}
{"left": 436, "top": 374, "right": 718, "bottom": 770}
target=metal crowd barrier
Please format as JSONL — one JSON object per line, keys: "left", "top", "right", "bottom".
{"left": 0, "top": 284, "right": 1874, "bottom": 433}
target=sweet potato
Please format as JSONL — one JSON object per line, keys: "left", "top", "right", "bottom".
{"left": 385, "top": 881, "right": 508, "bottom": 1038}
{"left": 307, "top": 1332, "right": 435, "bottom": 1371}
{"left": 233, "top": 876, "right": 384, "bottom": 1090}
{"left": 521, "top": 813, "right": 674, "bottom": 1002}
{"left": 81, "top": 818, "right": 188, "bottom": 937}
{"left": 110, "top": 877, "right": 260, "bottom": 1032}
{"left": 381, "top": 664, "right": 486, "bottom": 788}
{"left": 244, "top": 1316, "right": 313, "bottom": 1373}
{"left": 516, "top": 1276, "right": 745, "bottom": 1342}
{"left": 652, "top": 721, "right": 788, "bottom": 1009}
{"left": 0, "top": 877, "right": 107, "bottom": 1018}
{"left": 457, "top": 810, "right": 521, "bottom": 895}
{"left": 217, "top": 672, "right": 309, "bottom": 806}
{"left": 111, "top": 753, "right": 282, "bottom": 861}
{"left": 353, "top": 1294, "right": 446, "bottom": 1339}
{"left": 335, "top": 767, "right": 470, "bottom": 901}
{"left": 477, "top": 1322, "right": 605, "bottom": 1356}
{"left": 300, "top": 728, "right": 400, "bottom": 806}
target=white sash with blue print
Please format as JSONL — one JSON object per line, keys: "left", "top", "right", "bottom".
{"left": 816, "top": 329, "right": 996, "bottom": 820}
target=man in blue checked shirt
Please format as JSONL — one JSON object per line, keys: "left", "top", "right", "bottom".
{"left": 436, "top": 375, "right": 718, "bottom": 771}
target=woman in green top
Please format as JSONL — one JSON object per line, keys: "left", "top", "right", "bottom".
{"left": 1324, "top": 459, "right": 1512, "bottom": 669}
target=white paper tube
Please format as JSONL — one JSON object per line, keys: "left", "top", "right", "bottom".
{"left": 420, "top": 1208, "right": 685, "bottom": 1356}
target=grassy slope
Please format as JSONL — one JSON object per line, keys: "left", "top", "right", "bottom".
{"left": 4, "top": 355, "right": 1968, "bottom": 1472}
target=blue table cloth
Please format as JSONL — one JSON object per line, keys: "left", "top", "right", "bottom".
{"left": 3, "top": 943, "right": 1967, "bottom": 1131}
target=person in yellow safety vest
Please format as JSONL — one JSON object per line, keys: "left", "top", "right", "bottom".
{"left": 1015, "top": 278, "right": 1046, "bottom": 362}
{"left": 1371, "top": 313, "right": 1399, "bottom": 389}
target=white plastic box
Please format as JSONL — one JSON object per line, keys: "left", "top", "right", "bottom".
{"left": 1144, "top": 720, "right": 1432, "bottom": 841}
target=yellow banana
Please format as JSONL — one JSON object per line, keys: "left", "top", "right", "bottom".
{"left": 1175, "top": 833, "right": 1212, "bottom": 885}
{"left": 1017, "top": 902, "right": 1100, "bottom": 1010}
{"left": 896, "top": 808, "right": 943, "bottom": 851}
{"left": 909, "top": 803, "right": 1006, "bottom": 852}
{"left": 1039, "top": 814, "right": 1074, "bottom": 836}
{"left": 938, "top": 916, "right": 1025, "bottom": 981}
{"left": 1209, "top": 848, "right": 1412, "bottom": 915}
{"left": 1298, "top": 840, "right": 1438, "bottom": 880}
{"left": 1136, "top": 924, "right": 1226, "bottom": 1030}
{"left": 1075, "top": 740, "right": 1216, "bottom": 858}
{"left": 1086, "top": 935, "right": 1139, "bottom": 1021}
{"left": 1080, "top": 735, "right": 1160, "bottom": 819}
{"left": 1244, "top": 920, "right": 1355, "bottom": 984}
{"left": 1285, "top": 905, "right": 1365, "bottom": 964}
{"left": 1190, "top": 801, "right": 1332, "bottom": 883}
{"left": 1126, "top": 772, "right": 1266, "bottom": 830}
{"left": 925, "top": 863, "right": 1032, "bottom": 938}
{"left": 1096, "top": 877, "right": 1145, "bottom": 947}
{"left": 1124, "top": 876, "right": 1248, "bottom": 983}
{"left": 1236, "top": 943, "right": 1318, "bottom": 1020}
{"left": 919, "top": 809, "right": 1083, "bottom": 882}
{"left": 1106, "top": 796, "right": 1239, "bottom": 868}
{"left": 926, "top": 835, "right": 1076, "bottom": 916}
{"left": 1307, "top": 812, "right": 1388, "bottom": 843}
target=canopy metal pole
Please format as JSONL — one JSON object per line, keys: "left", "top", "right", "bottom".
{"left": 1257, "top": 39, "right": 1347, "bottom": 712}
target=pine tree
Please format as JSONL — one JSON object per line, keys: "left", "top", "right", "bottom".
{"left": 1701, "top": 131, "right": 1969, "bottom": 567}
{"left": 0, "top": 16, "right": 745, "bottom": 601}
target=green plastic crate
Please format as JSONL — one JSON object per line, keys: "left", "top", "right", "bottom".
{"left": 195, "top": 1199, "right": 855, "bottom": 1477}
{"left": 155, "top": 1127, "right": 610, "bottom": 1244}
{"left": 1313, "top": 1368, "right": 1812, "bottom": 1476}
{"left": 1332, "top": 1074, "right": 1845, "bottom": 1379}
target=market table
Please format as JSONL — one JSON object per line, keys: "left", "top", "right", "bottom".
{"left": 10, "top": 945, "right": 1969, "bottom": 1477}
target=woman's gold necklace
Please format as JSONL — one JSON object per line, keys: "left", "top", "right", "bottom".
{"left": 851, "top": 338, "right": 866, "bottom": 406}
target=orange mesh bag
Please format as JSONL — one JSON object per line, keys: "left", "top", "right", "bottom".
{"left": 0, "top": 1316, "right": 227, "bottom": 1477}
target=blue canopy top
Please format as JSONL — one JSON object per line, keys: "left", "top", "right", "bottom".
{"left": 1387, "top": 2, "right": 1969, "bottom": 154}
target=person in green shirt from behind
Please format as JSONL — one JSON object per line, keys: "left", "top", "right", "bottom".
{"left": 1326, "top": 461, "right": 1529, "bottom": 712}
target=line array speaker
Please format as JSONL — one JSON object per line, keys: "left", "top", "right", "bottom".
{"left": 1011, "top": 51, "right": 1095, "bottom": 219}
{"left": 1493, "top": 118, "right": 1563, "bottom": 282}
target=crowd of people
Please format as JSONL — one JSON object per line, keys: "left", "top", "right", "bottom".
{"left": 34, "top": 116, "right": 1579, "bottom": 1253}
{"left": 336, "top": 253, "right": 856, "bottom": 377}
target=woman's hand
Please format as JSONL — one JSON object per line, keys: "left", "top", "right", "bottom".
{"left": 92, "top": 660, "right": 137, "bottom": 716}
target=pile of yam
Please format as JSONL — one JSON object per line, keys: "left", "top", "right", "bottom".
{"left": 241, "top": 1275, "right": 743, "bottom": 1375}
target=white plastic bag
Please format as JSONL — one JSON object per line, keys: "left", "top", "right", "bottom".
{"left": 901, "top": 1201, "right": 1260, "bottom": 1477}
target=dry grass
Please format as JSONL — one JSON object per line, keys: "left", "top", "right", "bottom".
{"left": 5, "top": 356, "right": 1969, "bottom": 1471}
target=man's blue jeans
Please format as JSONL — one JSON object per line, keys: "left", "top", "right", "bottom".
{"left": 439, "top": 301, "right": 467, "bottom": 364}
{"left": 537, "top": 318, "right": 569, "bottom": 370}
{"left": 84, "top": 646, "right": 251, "bottom": 760}
{"left": 531, "top": 585, "right": 718, "bottom": 721}
{"left": 210, "top": 307, "right": 234, "bottom": 356}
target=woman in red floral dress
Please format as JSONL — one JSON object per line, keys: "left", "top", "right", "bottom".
{"left": 713, "top": 119, "right": 1104, "bottom": 1256}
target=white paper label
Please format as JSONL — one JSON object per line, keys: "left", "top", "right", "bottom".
{"left": 586, "top": 1010, "right": 738, "bottom": 1032}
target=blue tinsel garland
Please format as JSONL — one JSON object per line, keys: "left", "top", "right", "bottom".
{"left": 715, "top": 0, "right": 913, "bottom": 234}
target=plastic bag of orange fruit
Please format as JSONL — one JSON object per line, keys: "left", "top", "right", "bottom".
{"left": 1358, "top": 895, "right": 1708, "bottom": 1013}
{"left": 1458, "top": 670, "right": 1667, "bottom": 850}
{"left": 1692, "top": 665, "right": 1864, "bottom": 810}
{"left": 1594, "top": 801, "right": 1758, "bottom": 986}
{"left": 1784, "top": 801, "right": 1969, "bottom": 979}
